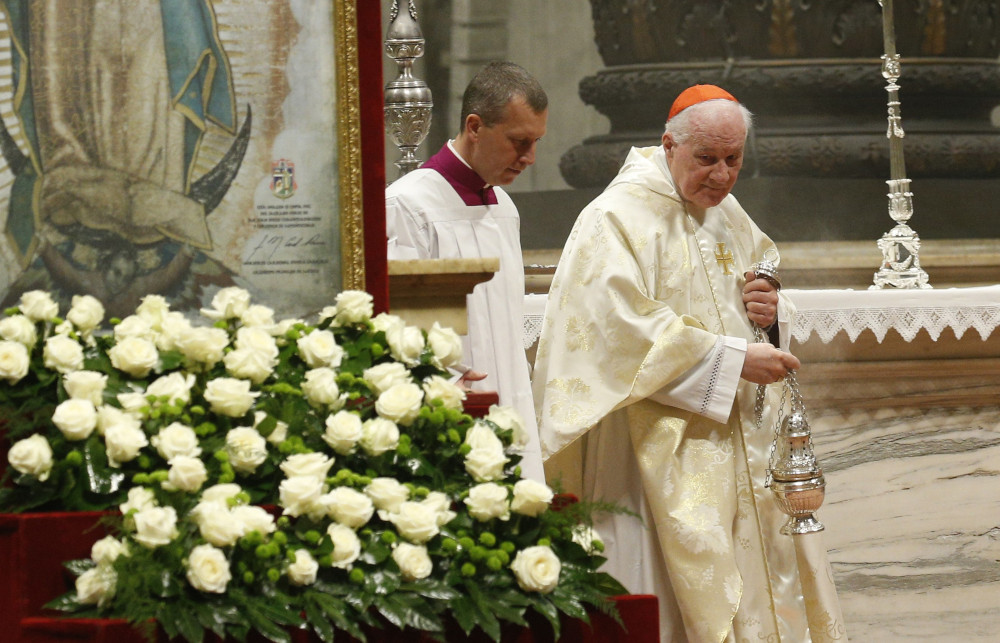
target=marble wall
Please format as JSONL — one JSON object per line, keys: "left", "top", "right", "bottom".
{"left": 797, "top": 340, "right": 1000, "bottom": 642}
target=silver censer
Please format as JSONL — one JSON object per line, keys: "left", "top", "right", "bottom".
{"left": 766, "top": 372, "right": 826, "bottom": 536}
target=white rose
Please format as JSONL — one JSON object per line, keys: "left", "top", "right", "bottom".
{"left": 326, "top": 523, "right": 361, "bottom": 569}
{"left": 117, "top": 391, "right": 149, "bottom": 416}
{"left": 154, "top": 312, "right": 192, "bottom": 352}
{"left": 163, "top": 456, "right": 208, "bottom": 493}
{"left": 287, "top": 549, "right": 319, "bottom": 586}
{"left": 0, "top": 340, "right": 30, "bottom": 383}
{"left": 323, "top": 486, "right": 374, "bottom": 529}
{"left": 254, "top": 411, "right": 288, "bottom": 445}
{"left": 301, "top": 367, "right": 343, "bottom": 408}
{"left": 365, "top": 477, "right": 410, "bottom": 514}
{"left": 152, "top": 422, "right": 202, "bottom": 461}
{"left": 200, "top": 483, "right": 244, "bottom": 505}
{"left": 91, "top": 536, "right": 127, "bottom": 566}
{"left": 322, "top": 411, "right": 363, "bottom": 455}
{"left": 464, "top": 447, "right": 509, "bottom": 482}
{"left": 186, "top": 543, "right": 232, "bottom": 593}
{"left": 464, "top": 422, "right": 504, "bottom": 452}
{"left": 421, "top": 492, "right": 457, "bottom": 527}
{"left": 146, "top": 372, "right": 196, "bottom": 407}
{"left": 120, "top": 486, "right": 157, "bottom": 515}
{"left": 360, "top": 417, "right": 399, "bottom": 456}
{"left": 176, "top": 326, "right": 229, "bottom": 367}
{"left": 235, "top": 326, "right": 279, "bottom": 357}
{"left": 240, "top": 304, "right": 276, "bottom": 329}
{"left": 231, "top": 505, "right": 276, "bottom": 535}
{"left": 225, "top": 427, "right": 268, "bottom": 473}
{"left": 64, "top": 371, "right": 107, "bottom": 405}
{"left": 571, "top": 525, "right": 604, "bottom": 554}
{"left": 52, "top": 398, "right": 99, "bottom": 441}
{"left": 109, "top": 336, "right": 159, "bottom": 378}
{"left": 392, "top": 542, "right": 433, "bottom": 581}
{"left": 97, "top": 405, "right": 141, "bottom": 436}
{"left": 0, "top": 315, "right": 37, "bottom": 347}
{"left": 43, "top": 334, "right": 84, "bottom": 373}
{"left": 421, "top": 375, "right": 465, "bottom": 410}
{"left": 464, "top": 483, "right": 510, "bottom": 522}
{"left": 362, "top": 362, "right": 411, "bottom": 395}
{"left": 136, "top": 294, "right": 170, "bottom": 328}
{"left": 223, "top": 347, "right": 276, "bottom": 384}
{"left": 333, "top": 290, "right": 373, "bottom": 324}
{"left": 510, "top": 545, "right": 561, "bottom": 593}
{"left": 133, "top": 506, "right": 179, "bottom": 548}
{"left": 66, "top": 294, "right": 105, "bottom": 332}
{"left": 279, "top": 452, "right": 334, "bottom": 481}
{"left": 296, "top": 329, "right": 344, "bottom": 369}
{"left": 201, "top": 286, "right": 252, "bottom": 321}
{"left": 427, "top": 322, "right": 462, "bottom": 369}
{"left": 385, "top": 323, "right": 425, "bottom": 366}
{"left": 279, "top": 475, "right": 324, "bottom": 517}
{"left": 197, "top": 507, "right": 244, "bottom": 546}
{"left": 205, "top": 377, "right": 259, "bottom": 417}
{"left": 388, "top": 501, "right": 440, "bottom": 544}
{"left": 206, "top": 288, "right": 252, "bottom": 323}
{"left": 7, "top": 434, "right": 54, "bottom": 481}
{"left": 486, "top": 405, "right": 528, "bottom": 447}
{"left": 375, "top": 382, "right": 423, "bottom": 426}
{"left": 114, "top": 315, "right": 154, "bottom": 341}
{"left": 18, "top": 290, "right": 58, "bottom": 322}
{"left": 510, "top": 479, "right": 554, "bottom": 517}
{"left": 371, "top": 312, "right": 404, "bottom": 335}
{"left": 104, "top": 422, "right": 149, "bottom": 467}
{"left": 75, "top": 565, "right": 117, "bottom": 607}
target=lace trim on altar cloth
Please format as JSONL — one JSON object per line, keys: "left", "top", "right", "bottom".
{"left": 784, "top": 286, "right": 1000, "bottom": 344}
{"left": 522, "top": 286, "right": 1000, "bottom": 350}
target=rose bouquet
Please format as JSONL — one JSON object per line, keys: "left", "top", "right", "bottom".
{"left": 0, "top": 288, "right": 625, "bottom": 642}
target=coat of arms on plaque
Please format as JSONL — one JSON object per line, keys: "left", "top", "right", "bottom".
{"left": 271, "top": 158, "right": 297, "bottom": 199}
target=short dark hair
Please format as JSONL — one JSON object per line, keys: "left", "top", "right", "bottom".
{"left": 459, "top": 62, "right": 548, "bottom": 130}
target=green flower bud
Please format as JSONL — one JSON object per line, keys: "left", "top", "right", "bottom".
{"left": 272, "top": 531, "right": 288, "bottom": 545}
{"left": 469, "top": 546, "right": 487, "bottom": 562}
{"left": 190, "top": 405, "right": 205, "bottom": 416}
{"left": 318, "top": 554, "right": 333, "bottom": 567}
{"left": 304, "top": 530, "right": 321, "bottom": 544}
{"left": 213, "top": 450, "right": 229, "bottom": 463}
{"left": 65, "top": 450, "right": 83, "bottom": 466}
{"left": 461, "top": 563, "right": 477, "bottom": 577}
{"left": 396, "top": 443, "right": 411, "bottom": 457}
{"left": 277, "top": 516, "right": 291, "bottom": 528}
{"left": 371, "top": 343, "right": 384, "bottom": 358}
{"left": 132, "top": 473, "right": 149, "bottom": 485}
{"left": 478, "top": 532, "right": 496, "bottom": 547}
{"left": 441, "top": 538, "right": 458, "bottom": 554}
{"left": 255, "top": 545, "right": 270, "bottom": 559}
{"left": 414, "top": 486, "right": 430, "bottom": 498}
{"left": 349, "top": 568, "right": 365, "bottom": 584}
{"left": 137, "top": 455, "right": 152, "bottom": 469}
{"left": 381, "top": 531, "right": 397, "bottom": 545}
{"left": 267, "top": 568, "right": 281, "bottom": 583}
{"left": 494, "top": 550, "right": 510, "bottom": 565}
{"left": 242, "top": 571, "right": 255, "bottom": 584}
{"left": 436, "top": 433, "right": 448, "bottom": 443}
{"left": 458, "top": 444, "right": 472, "bottom": 456}
{"left": 446, "top": 428, "right": 460, "bottom": 444}
{"left": 500, "top": 541, "right": 516, "bottom": 554}
{"left": 593, "top": 540, "right": 605, "bottom": 553}
{"left": 458, "top": 537, "right": 475, "bottom": 550}
{"left": 486, "top": 556, "right": 503, "bottom": 571}
{"left": 537, "top": 538, "right": 551, "bottom": 547}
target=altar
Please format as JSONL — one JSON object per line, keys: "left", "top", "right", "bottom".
{"left": 526, "top": 284, "right": 1000, "bottom": 642}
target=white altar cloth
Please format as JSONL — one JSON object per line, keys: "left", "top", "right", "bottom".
{"left": 523, "top": 286, "right": 1000, "bottom": 349}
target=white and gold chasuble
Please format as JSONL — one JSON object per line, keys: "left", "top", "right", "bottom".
{"left": 533, "top": 147, "right": 844, "bottom": 642}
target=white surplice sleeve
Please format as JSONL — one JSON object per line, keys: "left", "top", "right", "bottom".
{"left": 648, "top": 335, "right": 747, "bottom": 424}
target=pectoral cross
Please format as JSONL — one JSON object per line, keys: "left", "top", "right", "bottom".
{"left": 714, "top": 242, "right": 734, "bottom": 275}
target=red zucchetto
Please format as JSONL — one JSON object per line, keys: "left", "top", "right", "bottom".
{"left": 668, "top": 84, "right": 739, "bottom": 120}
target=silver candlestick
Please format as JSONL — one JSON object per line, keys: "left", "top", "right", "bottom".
{"left": 384, "top": 0, "right": 433, "bottom": 180}
{"left": 872, "top": 0, "right": 930, "bottom": 289}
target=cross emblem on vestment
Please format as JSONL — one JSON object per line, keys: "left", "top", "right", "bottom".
{"left": 714, "top": 242, "right": 735, "bottom": 275}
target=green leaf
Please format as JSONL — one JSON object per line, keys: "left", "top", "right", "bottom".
{"left": 550, "top": 587, "right": 590, "bottom": 622}
{"left": 399, "top": 579, "right": 461, "bottom": 601}
{"left": 530, "top": 597, "right": 562, "bottom": 640}
{"left": 304, "top": 602, "right": 335, "bottom": 643}
{"left": 82, "top": 434, "right": 126, "bottom": 496}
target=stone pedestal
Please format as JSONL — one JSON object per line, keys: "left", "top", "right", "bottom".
{"left": 387, "top": 257, "right": 499, "bottom": 334}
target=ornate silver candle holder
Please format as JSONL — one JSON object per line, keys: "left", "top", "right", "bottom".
{"left": 766, "top": 372, "right": 826, "bottom": 535}
{"left": 384, "top": 0, "right": 433, "bottom": 179}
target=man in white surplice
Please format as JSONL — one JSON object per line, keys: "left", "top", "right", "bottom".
{"left": 533, "top": 86, "right": 845, "bottom": 641}
{"left": 385, "top": 62, "right": 547, "bottom": 482}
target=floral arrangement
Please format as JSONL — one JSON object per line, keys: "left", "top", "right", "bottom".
{"left": 0, "top": 288, "right": 624, "bottom": 642}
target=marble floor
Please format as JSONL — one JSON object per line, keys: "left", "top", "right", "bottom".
{"left": 809, "top": 404, "right": 1000, "bottom": 642}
